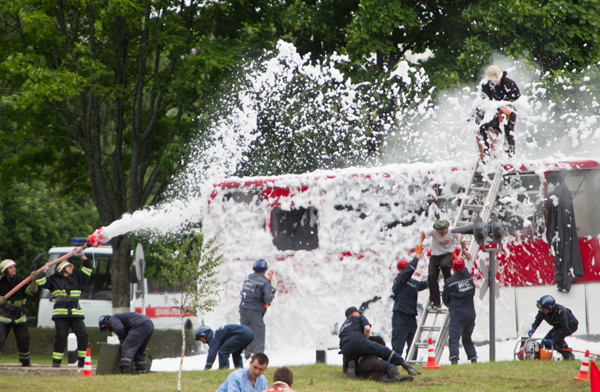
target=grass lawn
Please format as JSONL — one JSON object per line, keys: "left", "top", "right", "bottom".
{"left": 0, "top": 360, "right": 592, "bottom": 392}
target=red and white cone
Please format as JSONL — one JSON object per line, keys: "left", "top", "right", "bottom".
{"left": 422, "top": 337, "right": 442, "bottom": 369}
{"left": 82, "top": 348, "right": 93, "bottom": 378}
{"left": 573, "top": 349, "right": 589, "bottom": 381}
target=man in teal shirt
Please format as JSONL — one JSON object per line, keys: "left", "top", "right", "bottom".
{"left": 216, "top": 353, "right": 269, "bottom": 392}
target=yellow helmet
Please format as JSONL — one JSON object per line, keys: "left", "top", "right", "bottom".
{"left": 0, "top": 259, "right": 16, "bottom": 274}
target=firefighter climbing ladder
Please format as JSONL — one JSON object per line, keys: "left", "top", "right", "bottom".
{"left": 406, "top": 160, "right": 504, "bottom": 365}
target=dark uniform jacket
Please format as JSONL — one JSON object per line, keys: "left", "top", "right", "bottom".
{"left": 36, "top": 259, "right": 92, "bottom": 319}
{"left": 481, "top": 71, "right": 520, "bottom": 102}
{"left": 239, "top": 272, "right": 273, "bottom": 312}
{"left": 0, "top": 275, "right": 33, "bottom": 324}
{"left": 338, "top": 314, "right": 370, "bottom": 348}
{"left": 392, "top": 256, "right": 428, "bottom": 316}
{"left": 205, "top": 324, "right": 252, "bottom": 369}
{"left": 442, "top": 270, "right": 476, "bottom": 321}
{"left": 532, "top": 304, "right": 578, "bottom": 335}
{"left": 108, "top": 312, "right": 152, "bottom": 342}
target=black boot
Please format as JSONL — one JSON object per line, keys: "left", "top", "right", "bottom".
{"left": 399, "top": 359, "right": 421, "bottom": 375}
{"left": 382, "top": 375, "right": 413, "bottom": 383}
{"left": 346, "top": 360, "right": 356, "bottom": 379}
{"left": 120, "top": 366, "right": 130, "bottom": 375}
{"left": 21, "top": 359, "right": 30, "bottom": 367}
{"left": 52, "top": 360, "right": 61, "bottom": 368}
{"left": 78, "top": 357, "right": 85, "bottom": 368}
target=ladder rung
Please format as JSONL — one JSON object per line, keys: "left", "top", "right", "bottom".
{"left": 463, "top": 204, "right": 483, "bottom": 210}
{"left": 421, "top": 326, "right": 441, "bottom": 331}
{"left": 470, "top": 187, "right": 490, "bottom": 192}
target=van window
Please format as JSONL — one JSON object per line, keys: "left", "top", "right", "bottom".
{"left": 271, "top": 206, "right": 319, "bottom": 251}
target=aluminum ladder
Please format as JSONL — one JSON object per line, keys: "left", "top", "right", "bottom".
{"left": 406, "top": 160, "right": 504, "bottom": 365}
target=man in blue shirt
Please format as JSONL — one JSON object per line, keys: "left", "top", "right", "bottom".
{"left": 195, "top": 324, "right": 254, "bottom": 369}
{"left": 216, "top": 353, "right": 269, "bottom": 392}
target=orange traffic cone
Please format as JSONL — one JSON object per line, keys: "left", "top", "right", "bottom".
{"left": 590, "top": 361, "right": 600, "bottom": 391}
{"left": 422, "top": 337, "right": 442, "bottom": 369}
{"left": 573, "top": 350, "right": 589, "bottom": 381}
{"left": 82, "top": 348, "right": 93, "bottom": 378}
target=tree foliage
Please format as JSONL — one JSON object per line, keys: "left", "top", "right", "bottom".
{"left": 148, "top": 229, "right": 222, "bottom": 392}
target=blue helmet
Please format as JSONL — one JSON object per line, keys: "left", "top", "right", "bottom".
{"left": 99, "top": 315, "right": 111, "bottom": 332}
{"left": 536, "top": 295, "right": 555, "bottom": 310}
{"left": 195, "top": 326, "right": 212, "bottom": 341}
{"left": 253, "top": 259, "right": 268, "bottom": 272}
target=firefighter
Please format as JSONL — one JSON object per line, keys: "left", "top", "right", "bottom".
{"left": 442, "top": 257, "right": 477, "bottom": 365}
{"left": 195, "top": 324, "right": 254, "bottom": 370}
{"left": 339, "top": 306, "right": 420, "bottom": 378}
{"left": 528, "top": 295, "right": 578, "bottom": 360}
{"left": 391, "top": 246, "right": 428, "bottom": 358}
{"left": 99, "top": 312, "right": 155, "bottom": 373}
{"left": 239, "top": 259, "right": 274, "bottom": 357}
{"left": 475, "top": 65, "right": 521, "bottom": 160}
{"left": 35, "top": 255, "right": 92, "bottom": 367}
{"left": 0, "top": 259, "right": 38, "bottom": 366}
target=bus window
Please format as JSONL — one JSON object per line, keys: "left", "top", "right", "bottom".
{"left": 561, "top": 169, "right": 600, "bottom": 238}
{"left": 271, "top": 206, "right": 319, "bottom": 251}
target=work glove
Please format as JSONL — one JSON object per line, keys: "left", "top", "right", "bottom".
{"left": 0, "top": 296, "right": 6, "bottom": 306}
{"left": 527, "top": 329, "right": 535, "bottom": 337}
{"left": 415, "top": 245, "right": 423, "bottom": 256}
{"left": 543, "top": 339, "right": 554, "bottom": 347}
{"left": 29, "top": 271, "right": 39, "bottom": 293}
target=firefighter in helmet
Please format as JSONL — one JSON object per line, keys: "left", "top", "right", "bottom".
{"left": 528, "top": 295, "right": 578, "bottom": 360}
{"left": 239, "top": 259, "right": 274, "bottom": 357}
{"left": 0, "top": 259, "right": 39, "bottom": 366}
{"left": 35, "top": 255, "right": 93, "bottom": 367}
{"left": 391, "top": 246, "right": 428, "bottom": 358}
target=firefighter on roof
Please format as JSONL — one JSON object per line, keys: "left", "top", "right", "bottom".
{"left": 35, "top": 255, "right": 92, "bottom": 367}
{"left": 0, "top": 259, "right": 38, "bottom": 366}
{"left": 528, "top": 295, "right": 578, "bottom": 360}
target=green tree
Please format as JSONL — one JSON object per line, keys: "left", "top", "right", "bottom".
{"left": 0, "top": 0, "right": 260, "bottom": 309}
{"left": 150, "top": 230, "right": 222, "bottom": 392}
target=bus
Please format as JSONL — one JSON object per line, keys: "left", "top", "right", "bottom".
{"left": 200, "top": 159, "right": 600, "bottom": 349}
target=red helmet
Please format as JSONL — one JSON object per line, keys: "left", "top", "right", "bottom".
{"left": 397, "top": 259, "right": 410, "bottom": 270}
{"left": 452, "top": 257, "right": 465, "bottom": 272}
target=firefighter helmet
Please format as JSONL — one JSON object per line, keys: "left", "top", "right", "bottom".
{"left": 0, "top": 259, "right": 16, "bottom": 274}
{"left": 536, "top": 295, "right": 555, "bottom": 310}
{"left": 253, "top": 259, "right": 268, "bottom": 272}
{"left": 486, "top": 65, "right": 502, "bottom": 81}
{"left": 195, "top": 326, "right": 213, "bottom": 341}
{"left": 397, "top": 259, "right": 410, "bottom": 270}
{"left": 452, "top": 257, "right": 465, "bottom": 272}
{"left": 57, "top": 261, "right": 72, "bottom": 273}
{"left": 99, "top": 315, "right": 111, "bottom": 332}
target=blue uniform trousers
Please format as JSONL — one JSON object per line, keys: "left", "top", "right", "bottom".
{"left": 218, "top": 328, "right": 254, "bottom": 369}
{"left": 392, "top": 312, "right": 417, "bottom": 359}
{"left": 120, "top": 319, "right": 154, "bottom": 370}
{"left": 341, "top": 338, "right": 404, "bottom": 366}
{"left": 448, "top": 317, "right": 477, "bottom": 361}
{"left": 239, "top": 309, "right": 265, "bottom": 354}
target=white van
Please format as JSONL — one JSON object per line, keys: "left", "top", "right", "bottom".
{"left": 37, "top": 240, "right": 196, "bottom": 330}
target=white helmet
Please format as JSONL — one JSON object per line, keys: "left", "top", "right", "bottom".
{"left": 0, "top": 259, "right": 16, "bottom": 274}
{"left": 486, "top": 65, "right": 502, "bottom": 81}
{"left": 57, "top": 261, "right": 73, "bottom": 273}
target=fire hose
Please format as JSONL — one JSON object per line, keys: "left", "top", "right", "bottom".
{"left": 3, "top": 227, "right": 109, "bottom": 300}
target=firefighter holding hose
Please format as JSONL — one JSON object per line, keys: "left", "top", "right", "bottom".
{"left": 0, "top": 259, "right": 39, "bottom": 366}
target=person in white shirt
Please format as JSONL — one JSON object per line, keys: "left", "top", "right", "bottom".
{"left": 418, "top": 220, "right": 470, "bottom": 310}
